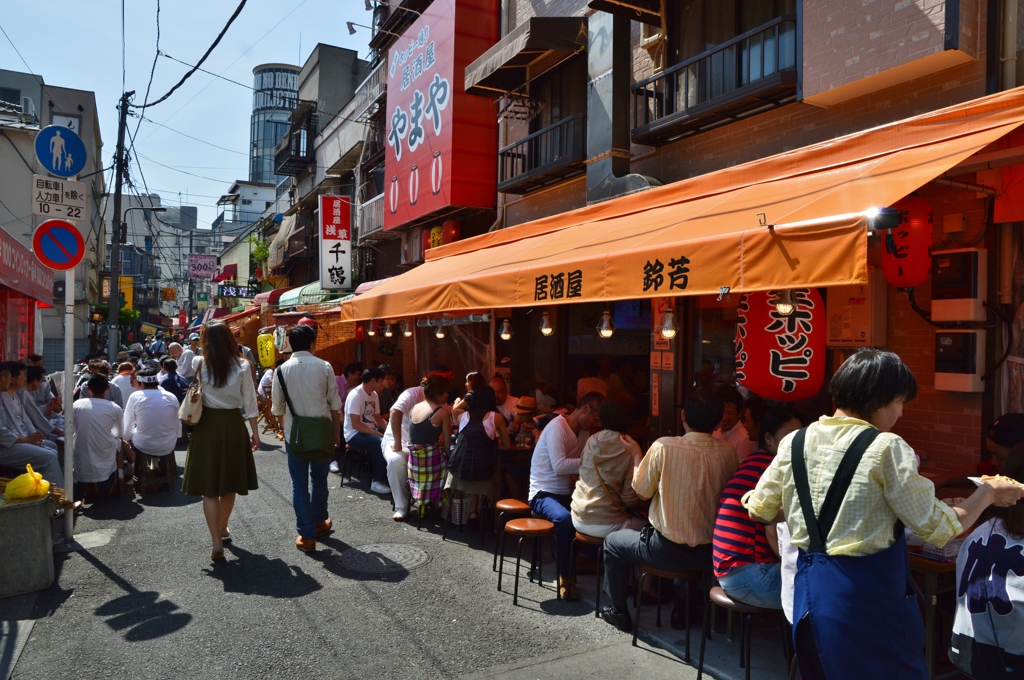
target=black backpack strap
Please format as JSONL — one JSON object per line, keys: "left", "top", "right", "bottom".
{"left": 790, "top": 428, "right": 827, "bottom": 554}
{"left": 816, "top": 428, "right": 881, "bottom": 543}
{"left": 276, "top": 368, "right": 296, "bottom": 417}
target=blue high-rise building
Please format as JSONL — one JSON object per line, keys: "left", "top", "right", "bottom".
{"left": 249, "top": 63, "right": 299, "bottom": 185}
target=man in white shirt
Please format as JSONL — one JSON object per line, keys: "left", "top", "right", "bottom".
{"left": 170, "top": 342, "right": 196, "bottom": 382}
{"left": 271, "top": 325, "right": 342, "bottom": 553}
{"left": 0, "top": 363, "right": 63, "bottom": 489}
{"left": 490, "top": 375, "right": 518, "bottom": 425}
{"left": 342, "top": 366, "right": 387, "bottom": 493}
{"left": 712, "top": 385, "right": 756, "bottom": 463}
{"left": 123, "top": 368, "right": 182, "bottom": 458}
{"left": 73, "top": 374, "right": 129, "bottom": 495}
{"left": 383, "top": 382, "right": 425, "bottom": 520}
{"left": 529, "top": 391, "right": 604, "bottom": 599}
{"left": 109, "top": 362, "right": 139, "bottom": 409}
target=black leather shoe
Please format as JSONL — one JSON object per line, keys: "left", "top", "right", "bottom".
{"left": 670, "top": 607, "right": 686, "bottom": 630}
{"left": 600, "top": 606, "right": 633, "bottom": 632}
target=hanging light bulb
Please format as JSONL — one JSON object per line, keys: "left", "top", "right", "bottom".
{"left": 435, "top": 325, "right": 446, "bottom": 339}
{"left": 367, "top": 320, "right": 376, "bottom": 337}
{"left": 539, "top": 311, "right": 554, "bottom": 336}
{"left": 401, "top": 320, "right": 412, "bottom": 337}
{"left": 773, "top": 290, "right": 797, "bottom": 317}
{"left": 499, "top": 318, "right": 513, "bottom": 341}
{"left": 384, "top": 323, "right": 394, "bottom": 338}
{"left": 596, "top": 310, "right": 615, "bottom": 339}
{"left": 659, "top": 309, "right": 678, "bottom": 340}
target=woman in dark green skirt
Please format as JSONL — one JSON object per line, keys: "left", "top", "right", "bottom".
{"left": 182, "top": 322, "right": 261, "bottom": 562}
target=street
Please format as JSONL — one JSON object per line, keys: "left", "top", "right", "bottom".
{"left": 1, "top": 432, "right": 705, "bottom": 680}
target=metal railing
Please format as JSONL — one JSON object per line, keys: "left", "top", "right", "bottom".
{"left": 358, "top": 193, "right": 385, "bottom": 241}
{"left": 633, "top": 15, "right": 797, "bottom": 129}
{"left": 498, "top": 113, "right": 586, "bottom": 191}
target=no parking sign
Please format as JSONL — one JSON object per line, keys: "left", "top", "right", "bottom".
{"left": 33, "top": 219, "right": 85, "bottom": 271}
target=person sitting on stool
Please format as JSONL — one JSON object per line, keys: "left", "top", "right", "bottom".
{"left": 72, "top": 374, "right": 130, "bottom": 496}
{"left": 344, "top": 366, "right": 388, "bottom": 494}
{"left": 123, "top": 367, "right": 181, "bottom": 469}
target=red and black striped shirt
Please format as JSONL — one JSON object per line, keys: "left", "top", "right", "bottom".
{"left": 712, "top": 451, "right": 778, "bottom": 578}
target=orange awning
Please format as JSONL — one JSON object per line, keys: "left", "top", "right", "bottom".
{"left": 341, "top": 87, "right": 1024, "bottom": 323}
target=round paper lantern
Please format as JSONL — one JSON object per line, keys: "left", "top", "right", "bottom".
{"left": 430, "top": 225, "right": 444, "bottom": 249}
{"left": 735, "top": 289, "right": 826, "bottom": 402}
{"left": 881, "top": 195, "right": 933, "bottom": 288}
{"left": 257, "top": 333, "right": 276, "bottom": 368}
{"left": 421, "top": 228, "right": 432, "bottom": 255}
{"left": 442, "top": 219, "right": 460, "bottom": 245}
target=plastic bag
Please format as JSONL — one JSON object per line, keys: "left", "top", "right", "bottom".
{"left": 5, "top": 464, "right": 50, "bottom": 502}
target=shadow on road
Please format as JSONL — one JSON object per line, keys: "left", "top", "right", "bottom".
{"left": 77, "top": 549, "right": 192, "bottom": 641}
{"left": 204, "top": 543, "right": 323, "bottom": 598}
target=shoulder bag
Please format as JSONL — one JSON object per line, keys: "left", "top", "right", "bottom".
{"left": 277, "top": 368, "right": 336, "bottom": 462}
{"left": 178, "top": 359, "right": 204, "bottom": 425}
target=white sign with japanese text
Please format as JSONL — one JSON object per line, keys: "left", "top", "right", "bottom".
{"left": 31, "top": 175, "right": 86, "bottom": 221}
{"left": 319, "top": 195, "right": 351, "bottom": 291}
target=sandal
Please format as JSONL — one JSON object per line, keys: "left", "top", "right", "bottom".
{"left": 211, "top": 548, "right": 226, "bottom": 562}
{"left": 220, "top": 528, "right": 231, "bottom": 541}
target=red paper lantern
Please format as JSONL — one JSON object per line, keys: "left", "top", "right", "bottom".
{"left": 881, "top": 195, "right": 933, "bottom": 288}
{"left": 422, "top": 228, "right": 432, "bottom": 255}
{"left": 355, "top": 324, "right": 364, "bottom": 343}
{"left": 441, "top": 219, "right": 460, "bottom": 245}
{"left": 735, "top": 289, "right": 826, "bottom": 402}
{"left": 298, "top": 315, "right": 317, "bottom": 328}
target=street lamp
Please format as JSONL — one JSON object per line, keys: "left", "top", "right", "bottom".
{"left": 107, "top": 206, "right": 167, "bottom": 353}
{"left": 364, "top": 0, "right": 421, "bottom": 16}
{"left": 346, "top": 21, "right": 402, "bottom": 37}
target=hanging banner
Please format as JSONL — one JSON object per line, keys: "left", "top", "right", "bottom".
{"left": 383, "top": 0, "right": 498, "bottom": 231}
{"left": 161, "top": 287, "right": 177, "bottom": 301}
{"left": 320, "top": 195, "right": 352, "bottom": 291}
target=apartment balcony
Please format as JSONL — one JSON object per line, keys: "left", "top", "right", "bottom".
{"left": 632, "top": 15, "right": 798, "bottom": 146}
{"left": 274, "top": 101, "right": 318, "bottom": 176}
{"left": 498, "top": 114, "right": 586, "bottom": 194}
{"left": 358, "top": 193, "right": 386, "bottom": 244}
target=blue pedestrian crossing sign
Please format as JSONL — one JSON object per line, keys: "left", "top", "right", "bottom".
{"left": 34, "top": 125, "right": 87, "bottom": 178}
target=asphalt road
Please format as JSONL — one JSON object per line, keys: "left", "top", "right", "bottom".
{"left": 1, "top": 433, "right": 702, "bottom": 680}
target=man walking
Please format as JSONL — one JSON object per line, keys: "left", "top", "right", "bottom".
{"left": 272, "top": 325, "right": 342, "bottom": 553}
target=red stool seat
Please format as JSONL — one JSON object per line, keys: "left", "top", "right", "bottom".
{"left": 505, "top": 518, "right": 555, "bottom": 537}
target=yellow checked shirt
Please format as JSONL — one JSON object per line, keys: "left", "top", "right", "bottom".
{"left": 743, "top": 416, "right": 961, "bottom": 557}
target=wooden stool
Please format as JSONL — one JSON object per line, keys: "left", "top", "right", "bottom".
{"left": 632, "top": 566, "right": 705, "bottom": 661}
{"left": 569, "top": 532, "right": 606, "bottom": 617}
{"left": 498, "top": 517, "right": 559, "bottom": 606}
{"left": 492, "top": 499, "right": 531, "bottom": 571}
{"left": 697, "top": 586, "right": 780, "bottom": 680}
{"left": 134, "top": 450, "right": 177, "bottom": 495}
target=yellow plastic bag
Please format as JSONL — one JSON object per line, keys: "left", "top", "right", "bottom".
{"left": 4, "top": 464, "right": 50, "bottom": 502}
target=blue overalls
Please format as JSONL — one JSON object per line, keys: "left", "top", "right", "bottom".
{"left": 790, "top": 427, "right": 929, "bottom": 680}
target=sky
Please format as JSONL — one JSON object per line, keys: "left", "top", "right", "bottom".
{"left": 0, "top": 0, "right": 369, "bottom": 230}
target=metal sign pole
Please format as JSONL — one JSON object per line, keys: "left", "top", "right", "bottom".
{"left": 63, "top": 266, "right": 75, "bottom": 540}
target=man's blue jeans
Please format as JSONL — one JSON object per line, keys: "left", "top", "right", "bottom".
{"left": 347, "top": 433, "right": 387, "bottom": 484}
{"left": 286, "top": 444, "right": 329, "bottom": 540}
{"left": 530, "top": 492, "right": 574, "bottom": 577}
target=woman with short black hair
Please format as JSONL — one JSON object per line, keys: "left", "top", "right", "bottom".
{"left": 745, "top": 349, "right": 1024, "bottom": 679}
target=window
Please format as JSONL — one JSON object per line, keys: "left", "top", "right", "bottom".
{"left": 671, "top": 0, "right": 795, "bottom": 65}
{"left": 241, "top": 199, "right": 252, "bottom": 205}
{"left": 530, "top": 57, "right": 587, "bottom": 132}
{"left": 0, "top": 88, "right": 19, "bottom": 106}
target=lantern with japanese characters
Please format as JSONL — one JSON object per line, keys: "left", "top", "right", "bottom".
{"left": 735, "top": 289, "right": 826, "bottom": 402}
{"left": 881, "top": 195, "right": 933, "bottom": 288}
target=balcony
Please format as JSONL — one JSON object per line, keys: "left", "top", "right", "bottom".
{"left": 632, "top": 15, "right": 798, "bottom": 146}
{"left": 285, "top": 226, "right": 307, "bottom": 259}
{"left": 274, "top": 101, "right": 318, "bottom": 176}
{"left": 498, "top": 114, "right": 586, "bottom": 194}
{"left": 358, "top": 194, "right": 385, "bottom": 244}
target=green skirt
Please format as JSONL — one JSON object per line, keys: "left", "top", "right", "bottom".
{"left": 181, "top": 407, "right": 258, "bottom": 497}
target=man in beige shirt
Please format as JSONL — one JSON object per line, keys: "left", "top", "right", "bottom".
{"left": 601, "top": 388, "right": 737, "bottom": 632}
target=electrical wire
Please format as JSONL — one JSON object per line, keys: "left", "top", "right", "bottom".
{"left": 137, "top": 115, "right": 248, "bottom": 156}
{"left": 131, "top": 0, "right": 248, "bottom": 110}
{"left": 0, "top": 129, "right": 34, "bottom": 172}
{"left": 159, "top": 52, "right": 254, "bottom": 91}
{"left": 131, "top": 0, "right": 162, "bottom": 143}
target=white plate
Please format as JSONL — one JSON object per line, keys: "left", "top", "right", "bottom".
{"left": 969, "top": 476, "right": 984, "bottom": 486}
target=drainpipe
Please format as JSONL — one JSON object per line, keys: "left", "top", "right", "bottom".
{"left": 487, "top": 0, "right": 511, "bottom": 233}
{"left": 999, "top": 0, "right": 1016, "bottom": 304}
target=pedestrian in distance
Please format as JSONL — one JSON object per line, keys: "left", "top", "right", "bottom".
{"left": 181, "top": 322, "right": 261, "bottom": 563}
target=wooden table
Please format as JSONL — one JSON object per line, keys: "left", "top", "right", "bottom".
{"left": 908, "top": 552, "right": 957, "bottom": 679}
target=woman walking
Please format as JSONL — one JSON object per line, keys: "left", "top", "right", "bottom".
{"left": 745, "top": 349, "right": 1024, "bottom": 679}
{"left": 181, "top": 323, "right": 261, "bottom": 562}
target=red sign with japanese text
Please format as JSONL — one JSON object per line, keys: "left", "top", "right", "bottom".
{"left": 384, "top": 0, "right": 499, "bottom": 231}
{"left": 320, "top": 195, "right": 352, "bottom": 290}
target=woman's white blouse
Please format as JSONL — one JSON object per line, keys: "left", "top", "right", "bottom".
{"left": 194, "top": 357, "right": 258, "bottom": 419}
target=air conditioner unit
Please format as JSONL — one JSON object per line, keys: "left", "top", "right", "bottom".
{"left": 21, "top": 96, "right": 35, "bottom": 118}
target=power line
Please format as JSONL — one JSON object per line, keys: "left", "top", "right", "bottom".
{"left": 159, "top": 52, "right": 253, "bottom": 91}
{"left": 131, "top": 0, "right": 162, "bottom": 143}
{"left": 131, "top": 0, "right": 248, "bottom": 110}
{"left": 137, "top": 115, "right": 248, "bottom": 156}
{"left": 0, "top": 23, "right": 34, "bottom": 75}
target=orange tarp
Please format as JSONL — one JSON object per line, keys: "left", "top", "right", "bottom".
{"left": 341, "top": 87, "right": 1024, "bottom": 323}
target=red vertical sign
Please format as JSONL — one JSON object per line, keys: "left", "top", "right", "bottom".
{"left": 384, "top": 0, "right": 499, "bottom": 231}
{"left": 320, "top": 195, "right": 352, "bottom": 290}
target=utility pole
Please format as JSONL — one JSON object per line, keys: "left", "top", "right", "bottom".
{"left": 106, "top": 91, "right": 134, "bottom": 353}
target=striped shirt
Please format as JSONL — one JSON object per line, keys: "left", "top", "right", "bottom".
{"left": 634, "top": 432, "right": 738, "bottom": 546}
{"left": 712, "top": 451, "right": 777, "bottom": 578}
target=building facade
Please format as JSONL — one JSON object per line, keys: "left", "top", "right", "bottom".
{"left": 249, "top": 63, "right": 300, "bottom": 187}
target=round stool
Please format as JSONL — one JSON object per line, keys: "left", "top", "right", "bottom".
{"left": 632, "top": 566, "right": 706, "bottom": 661}
{"left": 492, "top": 499, "right": 531, "bottom": 571}
{"left": 569, "top": 531, "right": 605, "bottom": 617}
{"left": 697, "top": 586, "right": 778, "bottom": 680}
{"left": 498, "top": 518, "right": 558, "bottom": 606}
